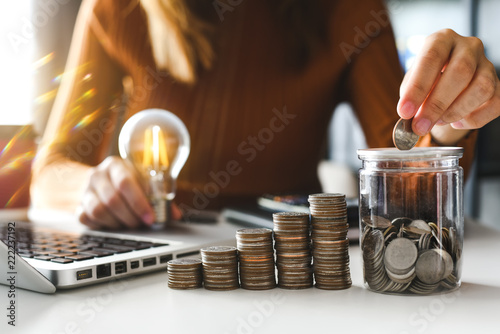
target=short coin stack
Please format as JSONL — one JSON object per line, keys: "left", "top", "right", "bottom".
{"left": 308, "top": 193, "right": 352, "bottom": 290}
{"left": 201, "top": 246, "right": 239, "bottom": 291}
{"left": 236, "top": 228, "right": 276, "bottom": 290}
{"left": 167, "top": 258, "right": 203, "bottom": 289}
{"left": 273, "top": 212, "right": 313, "bottom": 289}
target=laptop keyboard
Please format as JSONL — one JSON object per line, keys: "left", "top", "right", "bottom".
{"left": 0, "top": 224, "right": 168, "bottom": 264}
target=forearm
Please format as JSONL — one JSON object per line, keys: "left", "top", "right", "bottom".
{"left": 430, "top": 124, "right": 470, "bottom": 146}
{"left": 31, "top": 156, "right": 92, "bottom": 213}
{"left": 417, "top": 125, "right": 477, "bottom": 180}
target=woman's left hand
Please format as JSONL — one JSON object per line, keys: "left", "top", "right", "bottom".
{"left": 397, "top": 29, "right": 500, "bottom": 138}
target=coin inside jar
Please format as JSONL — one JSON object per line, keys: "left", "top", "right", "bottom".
{"left": 383, "top": 237, "right": 418, "bottom": 275}
{"left": 415, "top": 249, "right": 447, "bottom": 285}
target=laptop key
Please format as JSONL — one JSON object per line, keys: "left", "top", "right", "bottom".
{"left": 65, "top": 254, "right": 95, "bottom": 261}
{"left": 66, "top": 248, "right": 91, "bottom": 253}
{"left": 52, "top": 252, "right": 78, "bottom": 258}
{"left": 34, "top": 250, "right": 60, "bottom": 256}
{"left": 83, "top": 236, "right": 106, "bottom": 242}
{"left": 60, "top": 243, "right": 80, "bottom": 248}
{"left": 91, "top": 247, "right": 119, "bottom": 254}
{"left": 123, "top": 240, "right": 140, "bottom": 247}
{"left": 105, "top": 237, "right": 124, "bottom": 245}
{"left": 79, "top": 250, "right": 113, "bottom": 257}
{"left": 34, "top": 255, "right": 56, "bottom": 261}
{"left": 51, "top": 258, "right": 74, "bottom": 264}
{"left": 100, "top": 243, "right": 136, "bottom": 252}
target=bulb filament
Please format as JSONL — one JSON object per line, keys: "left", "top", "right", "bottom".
{"left": 143, "top": 125, "right": 169, "bottom": 173}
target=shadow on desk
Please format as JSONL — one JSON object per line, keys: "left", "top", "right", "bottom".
{"left": 459, "top": 282, "right": 500, "bottom": 301}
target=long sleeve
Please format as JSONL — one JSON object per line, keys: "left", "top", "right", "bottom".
{"left": 31, "top": 0, "right": 125, "bottom": 211}
{"left": 342, "top": 0, "right": 403, "bottom": 150}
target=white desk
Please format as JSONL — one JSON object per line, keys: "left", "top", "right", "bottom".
{"left": 1, "top": 218, "right": 500, "bottom": 334}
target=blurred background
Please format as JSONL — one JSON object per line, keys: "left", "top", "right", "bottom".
{"left": 1, "top": 0, "right": 499, "bottom": 229}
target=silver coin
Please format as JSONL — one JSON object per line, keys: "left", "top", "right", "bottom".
{"left": 201, "top": 246, "right": 237, "bottom": 254}
{"left": 386, "top": 266, "right": 416, "bottom": 284}
{"left": 384, "top": 237, "right": 418, "bottom": 275}
{"left": 362, "top": 216, "right": 391, "bottom": 229}
{"left": 362, "top": 229, "right": 385, "bottom": 255}
{"left": 438, "top": 249, "right": 454, "bottom": 279}
{"left": 409, "top": 219, "right": 432, "bottom": 232}
{"left": 403, "top": 226, "right": 431, "bottom": 238}
{"left": 391, "top": 217, "right": 413, "bottom": 230}
{"left": 415, "top": 249, "right": 446, "bottom": 285}
{"left": 392, "top": 117, "right": 419, "bottom": 150}
{"left": 408, "top": 278, "right": 440, "bottom": 294}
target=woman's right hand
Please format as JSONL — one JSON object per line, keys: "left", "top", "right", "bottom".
{"left": 77, "top": 156, "right": 156, "bottom": 230}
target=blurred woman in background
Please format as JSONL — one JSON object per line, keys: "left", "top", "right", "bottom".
{"left": 31, "top": 0, "right": 499, "bottom": 230}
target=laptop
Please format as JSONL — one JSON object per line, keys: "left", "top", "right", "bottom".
{"left": 0, "top": 213, "right": 237, "bottom": 294}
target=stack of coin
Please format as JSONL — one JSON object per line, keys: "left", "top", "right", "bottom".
{"left": 201, "top": 246, "right": 240, "bottom": 291}
{"left": 383, "top": 237, "right": 417, "bottom": 291}
{"left": 167, "top": 258, "right": 203, "bottom": 289}
{"left": 361, "top": 227, "right": 392, "bottom": 291}
{"left": 236, "top": 228, "right": 276, "bottom": 290}
{"left": 361, "top": 215, "right": 460, "bottom": 294}
{"left": 273, "top": 212, "right": 313, "bottom": 289}
{"left": 308, "top": 193, "right": 352, "bottom": 290}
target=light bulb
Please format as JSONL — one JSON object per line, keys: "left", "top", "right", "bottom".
{"left": 118, "top": 109, "right": 190, "bottom": 227}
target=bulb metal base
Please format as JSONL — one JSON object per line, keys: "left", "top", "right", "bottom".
{"left": 151, "top": 198, "right": 171, "bottom": 228}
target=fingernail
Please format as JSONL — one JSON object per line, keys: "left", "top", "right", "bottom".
{"left": 399, "top": 101, "right": 415, "bottom": 118}
{"left": 415, "top": 118, "right": 431, "bottom": 135}
{"left": 451, "top": 121, "right": 464, "bottom": 129}
{"left": 436, "top": 119, "right": 446, "bottom": 126}
{"left": 142, "top": 212, "right": 155, "bottom": 225}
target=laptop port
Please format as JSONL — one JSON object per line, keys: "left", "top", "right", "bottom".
{"left": 130, "top": 261, "right": 139, "bottom": 269}
{"left": 115, "top": 261, "right": 127, "bottom": 274}
{"left": 96, "top": 264, "right": 111, "bottom": 279}
{"left": 77, "top": 269, "right": 92, "bottom": 280}
{"left": 159, "top": 254, "right": 173, "bottom": 264}
{"left": 143, "top": 257, "right": 157, "bottom": 267}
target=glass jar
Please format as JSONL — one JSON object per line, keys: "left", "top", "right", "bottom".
{"left": 357, "top": 147, "right": 464, "bottom": 295}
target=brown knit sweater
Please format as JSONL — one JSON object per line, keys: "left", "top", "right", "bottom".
{"left": 33, "top": 0, "right": 477, "bottom": 211}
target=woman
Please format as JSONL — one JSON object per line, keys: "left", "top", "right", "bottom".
{"left": 31, "top": 0, "right": 500, "bottom": 230}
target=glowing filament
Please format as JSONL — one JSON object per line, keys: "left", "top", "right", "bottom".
{"left": 143, "top": 125, "right": 169, "bottom": 172}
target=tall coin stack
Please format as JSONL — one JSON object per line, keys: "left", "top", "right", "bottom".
{"left": 167, "top": 258, "right": 203, "bottom": 289}
{"left": 236, "top": 228, "right": 276, "bottom": 290}
{"left": 273, "top": 212, "right": 313, "bottom": 289}
{"left": 308, "top": 193, "right": 352, "bottom": 290}
{"left": 201, "top": 246, "right": 240, "bottom": 291}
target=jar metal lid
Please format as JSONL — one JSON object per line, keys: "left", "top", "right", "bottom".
{"left": 357, "top": 147, "right": 464, "bottom": 160}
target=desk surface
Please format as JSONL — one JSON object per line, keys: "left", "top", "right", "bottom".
{"left": 2, "top": 217, "right": 500, "bottom": 334}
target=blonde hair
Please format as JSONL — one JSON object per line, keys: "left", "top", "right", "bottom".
{"left": 140, "top": 0, "right": 327, "bottom": 83}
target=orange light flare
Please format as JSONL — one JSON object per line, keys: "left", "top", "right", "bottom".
{"left": 51, "top": 61, "right": 91, "bottom": 84}
{"left": 71, "top": 107, "right": 101, "bottom": 132}
{"left": 4, "top": 178, "right": 30, "bottom": 208}
{"left": 32, "top": 52, "right": 55, "bottom": 71}
{"left": 0, "top": 126, "right": 35, "bottom": 209}
{"left": 34, "top": 89, "right": 58, "bottom": 105}
{"left": 0, "top": 126, "right": 33, "bottom": 159}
